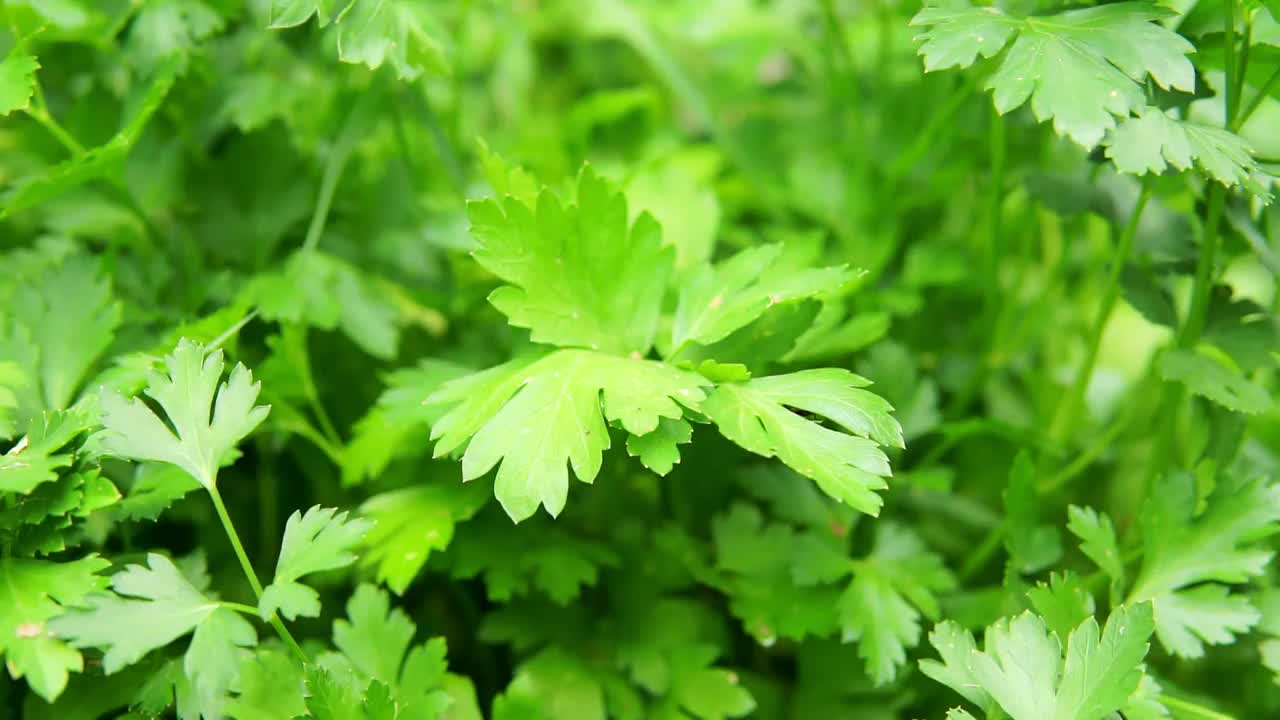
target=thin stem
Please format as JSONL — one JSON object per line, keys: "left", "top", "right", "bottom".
{"left": 302, "top": 89, "right": 378, "bottom": 253}
{"left": 1050, "top": 182, "right": 1151, "bottom": 441}
{"left": 1235, "top": 65, "right": 1280, "bottom": 131}
{"left": 886, "top": 80, "right": 970, "bottom": 181}
{"left": 220, "top": 601, "right": 262, "bottom": 616}
{"left": 985, "top": 107, "right": 1007, "bottom": 311}
{"left": 25, "top": 79, "right": 86, "bottom": 156}
{"left": 206, "top": 310, "right": 258, "bottom": 354}
{"left": 208, "top": 486, "right": 264, "bottom": 597}
{"left": 958, "top": 523, "right": 1006, "bottom": 581}
{"left": 1180, "top": 184, "right": 1226, "bottom": 349}
{"left": 1159, "top": 695, "right": 1236, "bottom": 720}
{"left": 207, "top": 485, "right": 309, "bottom": 663}
{"left": 1223, "top": 0, "right": 1239, "bottom": 125}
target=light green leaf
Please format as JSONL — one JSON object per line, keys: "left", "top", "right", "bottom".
{"left": 1158, "top": 348, "right": 1274, "bottom": 414}
{"left": 1106, "top": 107, "right": 1263, "bottom": 192}
{"left": 1055, "top": 603, "right": 1155, "bottom": 720}
{"left": 0, "top": 41, "right": 39, "bottom": 116}
{"left": 51, "top": 554, "right": 218, "bottom": 674}
{"left": 98, "top": 338, "right": 270, "bottom": 490}
{"left": 0, "top": 556, "right": 110, "bottom": 702}
{"left": 671, "top": 244, "right": 851, "bottom": 351}
{"left": 911, "top": 3, "right": 1195, "bottom": 147}
{"left": 260, "top": 506, "right": 372, "bottom": 620}
{"left": 1027, "top": 573, "right": 1096, "bottom": 644}
{"left": 702, "top": 369, "right": 900, "bottom": 516}
{"left": 269, "top": 0, "right": 352, "bottom": 27}
{"left": 468, "top": 167, "right": 673, "bottom": 356}
{"left": 336, "top": 0, "right": 446, "bottom": 79}
{"left": 1130, "top": 471, "right": 1280, "bottom": 657}
{"left": 1066, "top": 506, "right": 1125, "bottom": 593}
{"left": 225, "top": 648, "right": 307, "bottom": 720}
{"left": 625, "top": 417, "right": 694, "bottom": 476}
{"left": 333, "top": 584, "right": 415, "bottom": 686}
{"left": 183, "top": 608, "right": 257, "bottom": 718}
{"left": 428, "top": 349, "right": 706, "bottom": 522}
{"left": 359, "top": 482, "right": 489, "bottom": 594}
{"left": 10, "top": 256, "right": 122, "bottom": 410}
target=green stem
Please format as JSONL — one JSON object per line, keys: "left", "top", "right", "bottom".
{"left": 958, "top": 523, "right": 1006, "bottom": 581}
{"left": 985, "top": 107, "right": 1007, "bottom": 309}
{"left": 1180, "top": 184, "right": 1226, "bottom": 349}
{"left": 1049, "top": 182, "right": 1151, "bottom": 441}
{"left": 1235, "top": 65, "right": 1280, "bottom": 131}
{"left": 886, "top": 80, "right": 970, "bottom": 181}
{"left": 302, "top": 89, "right": 378, "bottom": 253}
{"left": 1223, "top": 0, "right": 1239, "bottom": 124}
{"left": 1159, "top": 695, "right": 1236, "bottom": 720}
{"left": 207, "top": 485, "right": 309, "bottom": 663}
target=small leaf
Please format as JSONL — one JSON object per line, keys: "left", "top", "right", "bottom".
{"left": 260, "top": 506, "right": 372, "bottom": 620}
{"left": 1159, "top": 348, "right": 1274, "bottom": 414}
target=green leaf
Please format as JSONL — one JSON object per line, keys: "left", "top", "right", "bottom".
{"left": 260, "top": 506, "right": 372, "bottom": 620}
{"left": 335, "top": 0, "right": 446, "bottom": 79}
{"left": 625, "top": 417, "right": 694, "bottom": 476}
{"left": 702, "top": 369, "right": 901, "bottom": 516}
{"left": 1027, "top": 573, "right": 1097, "bottom": 644}
{"left": 468, "top": 167, "right": 674, "bottom": 356}
{"left": 1003, "top": 452, "right": 1062, "bottom": 575}
{"left": 911, "top": 3, "right": 1195, "bottom": 147}
{"left": 449, "top": 512, "right": 619, "bottom": 604}
{"left": 839, "top": 524, "right": 955, "bottom": 685}
{"left": 0, "top": 556, "right": 109, "bottom": 702}
{"left": 1, "top": 59, "right": 176, "bottom": 217}
{"left": 359, "top": 481, "right": 489, "bottom": 594}
{"left": 427, "top": 349, "right": 706, "bottom": 521}
{"left": 183, "top": 608, "right": 257, "bottom": 718}
{"left": 9, "top": 256, "right": 122, "bottom": 410}
{"left": 0, "top": 409, "right": 91, "bottom": 494}
{"left": 671, "top": 244, "right": 851, "bottom": 351}
{"left": 269, "top": 0, "right": 353, "bottom": 28}
{"left": 248, "top": 251, "right": 402, "bottom": 360}
{"left": 127, "top": 0, "right": 224, "bottom": 66}
{"left": 0, "top": 41, "right": 39, "bottom": 116}
{"left": 1055, "top": 603, "right": 1155, "bottom": 720}
{"left": 1066, "top": 506, "right": 1125, "bottom": 596}
{"left": 496, "top": 647, "right": 607, "bottom": 720}
{"left": 51, "top": 553, "right": 218, "bottom": 674}
{"left": 1158, "top": 348, "right": 1274, "bottom": 414}
{"left": 333, "top": 584, "right": 415, "bottom": 686}
{"left": 1130, "top": 471, "right": 1280, "bottom": 657}
{"left": 98, "top": 338, "right": 270, "bottom": 490}
{"left": 924, "top": 605, "right": 1155, "bottom": 720}
{"left": 225, "top": 648, "right": 307, "bottom": 719}
{"left": 1106, "top": 107, "right": 1263, "bottom": 192}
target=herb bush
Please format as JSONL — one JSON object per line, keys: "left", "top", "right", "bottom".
{"left": 2, "top": 0, "right": 1279, "bottom": 718}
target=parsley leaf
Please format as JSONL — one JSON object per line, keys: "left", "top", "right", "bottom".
{"left": 336, "top": 0, "right": 447, "bottom": 79}
{"left": 51, "top": 553, "right": 221, "bottom": 674}
{"left": 98, "top": 338, "right": 270, "bottom": 490}
{"left": 911, "top": 3, "right": 1195, "bottom": 147}
{"left": 1158, "top": 347, "right": 1274, "bottom": 415}
{"left": 269, "top": 0, "right": 353, "bottom": 28}
{"left": 0, "top": 41, "right": 39, "bottom": 116}
{"left": 468, "top": 168, "right": 673, "bottom": 356}
{"left": 260, "top": 506, "right": 372, "bottom": 620}
{"left": 359, "top": 481, "right": 489, "bottom": 594}
{"left": 702, "top": 369, "right": 902, "bottom": 516}
{"left": 0, "top": 556, "right": 109, "bottom": 701}
{"left": 427, "top": 349, "right": 706, "bottom": 521}
{"left": 671, "top": 243, "right": 851, "bottom": 352}
{"left": 1129, "top": 471, "right": 1280, "bottom": 657}
{"left": 921, "top": 603, "right": 1156, "bottom": 720}
{"left": 1106, "top": 107, "right": 1264, "bottom": 192}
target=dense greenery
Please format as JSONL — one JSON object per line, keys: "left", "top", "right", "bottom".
{"left": 2, "top": 0, "right": 1279, "bottom": 718}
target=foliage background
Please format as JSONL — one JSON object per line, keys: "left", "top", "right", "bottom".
{"left": 2, "top": 0, "right": 1280, "bottom": 718}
